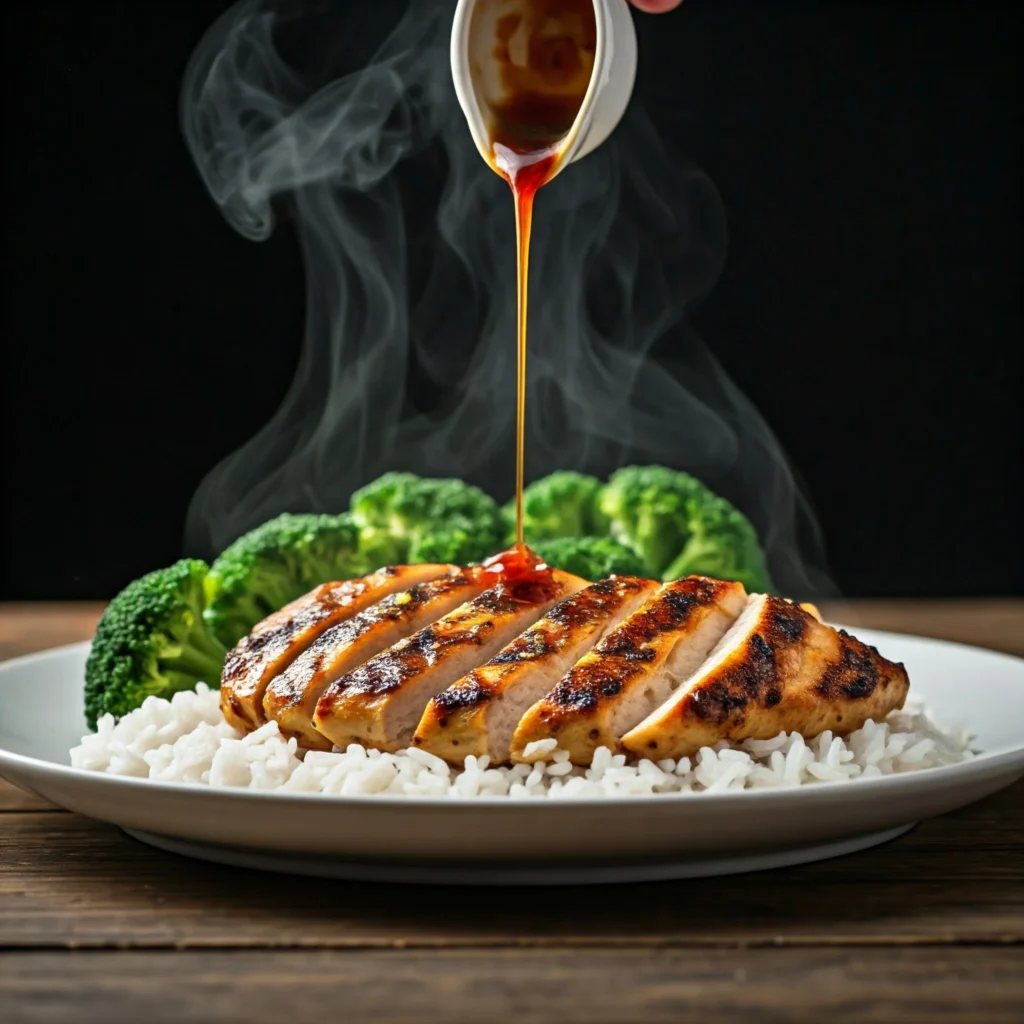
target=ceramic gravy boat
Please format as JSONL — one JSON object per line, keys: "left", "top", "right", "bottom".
{"left": 450, "top": 0, "right": 638, "bottom": 180}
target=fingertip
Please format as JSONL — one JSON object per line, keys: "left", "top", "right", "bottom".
{"left": 629, "top": 0, "right": 683, "bottom": 12}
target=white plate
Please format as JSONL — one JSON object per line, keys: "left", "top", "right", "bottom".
{"left": 1, "top": 632, "right": 1022, "bottom": 885}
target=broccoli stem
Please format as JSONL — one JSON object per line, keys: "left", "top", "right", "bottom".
{"left": 168, "top": 647, "right": 226, "bottom": 683}
{"left": 168, "top": 627, "right": 227, "bottom": 681}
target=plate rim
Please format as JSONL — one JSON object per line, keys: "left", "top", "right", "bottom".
{"left": 2, "top": 631, "right": 1023, "bottom": 812}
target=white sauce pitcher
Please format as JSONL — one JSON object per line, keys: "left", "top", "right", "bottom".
{"left": 450, "top": 0, "right": 638, "bottom": 180}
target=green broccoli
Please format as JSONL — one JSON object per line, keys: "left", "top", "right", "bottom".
{"left": 534, "top": 536, "right": 649, "bottom": 581}
{"left": 408, "top": 525, "right": 486, "bottom": 566}
{"left": 598, "top": 466, "right": 706, "bottom": 577}
{"left": 662, "top": 495, "right": 773, "bottom": 591}
{"left": 84, "top": 559, "right": 227, "bottom": 729}
{"left": 502, "top": 471, "right": 608, "bottom": 545}
{"left": 598, "top": 465, "right": 773, "bottom": 590}
{"left": 203, "top": 513, "right": 370, "bottom": 647}
{"left": 348, "top": 472, "right": 421, "bottom": 541}
{"left": 350, "top": 472, "right": 505, "bottom": 565}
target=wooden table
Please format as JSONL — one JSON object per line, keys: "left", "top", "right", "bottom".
{"left": 1, "top": 601, "right": 1022, "bottom": 1023}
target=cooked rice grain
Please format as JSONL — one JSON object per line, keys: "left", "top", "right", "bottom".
{"left": 70, "top": 684, "right": 974, "bottom": 798}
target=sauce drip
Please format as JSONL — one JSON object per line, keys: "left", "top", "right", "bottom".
{"left": 495, "top": 145, "right": 555, "bottom": 549}
{"left": 480, "top": 0, "right": 597, "bottom": 544}
{"left": 472, "top": 543, "right": 559, "bottom": 604}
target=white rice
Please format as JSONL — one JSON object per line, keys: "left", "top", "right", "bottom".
{"left": 70, "top": 683, "right": 975, "bottom": 799}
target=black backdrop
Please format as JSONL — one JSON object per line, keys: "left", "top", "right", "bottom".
{"left": 2, "top": 1, "right": 1020, "bottom": 600}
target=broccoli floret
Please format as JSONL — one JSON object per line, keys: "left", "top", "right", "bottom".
{"left": 598, "top": 465, "right": 773, "bottom": 590}
{"left": 350, "top": 472, "right": 505, "bottom": 565}
{"left": 356, "top": 524, "right": 406, "bottom": 570}
{"left": 598, "top": 466, "right": 706, "bottom": 577}
{"left": 662, "top": 495, "right": 773, "bottom": 591}
{"left": 84, "top": 559, "right": 227, "bottom": 729}
{"left": 408, "top": 525, "right": 485, "bottom": 566}
{"left": 534, "top": 536, "right": 649, "bottom": 581}
{"left": 203, "top": 513, "right": 370, "bottom": 646}
{"left": 348, "top": 472, "right": 421, "bottom": 538}
{"left": 502, "top": 471, "right": 608, "bottom": 545}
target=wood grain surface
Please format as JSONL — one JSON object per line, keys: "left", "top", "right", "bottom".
{"left": 2, "top": 948, "right": 1022, "bottom": 1024}
{"left": 1, "top": 601, "right": 1022, "bottom": 1023}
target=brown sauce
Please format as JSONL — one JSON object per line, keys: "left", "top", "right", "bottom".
{"left": 472, "top": 543, "right": 560, "bottom": 604}
{"left": 478, "top": 0, "right": 597, "bottom": 543}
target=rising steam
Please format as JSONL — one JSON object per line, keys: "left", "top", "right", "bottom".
{"left": 180, "top": 0, "right": 834, "bottom": 597}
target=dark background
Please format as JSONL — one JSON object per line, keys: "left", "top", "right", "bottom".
{"left": 2, "top": 1, "right": 1019, "bottom": 600}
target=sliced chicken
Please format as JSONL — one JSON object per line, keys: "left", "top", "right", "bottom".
{"left": 800, "top": 602, "right": 822, "bottom": 621}
{"left": 313, "top": 570, "right": 589, "bottom": 753}
{"left": 219, "top": 564, "right": 454, "bottom": 734}
{"left": 621, "top": 593, "right": 910, "bottom": 759}
{"left": 511, "top": 576, "right": 748, "bottom": 764}
{"left": 414, "top": 576, "right": 660, "bottom": 764}
{"left": 263, "top": 570, "right": 486, "bottom": 749}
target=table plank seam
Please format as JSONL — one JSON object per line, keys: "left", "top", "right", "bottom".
{"left": 0, "top": 808, "right": 64, "bottom": 815}
{"left": 1, "top": 935, "right": 1021, "bottom": 953}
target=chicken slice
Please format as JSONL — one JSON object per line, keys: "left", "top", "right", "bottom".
{"left": 511, "top": 576, "right": 748, "bottom": 764}
{"left": 263, "top": 570, "right": 486, "bottom": 749}
{"left": 620, "top": 593, "right": 910, "bottom": 759}
{"left": 414, "top": 576, "right": 660, "bottom": 764}
{"left": 313, "top": 570, "right": 588, "bottom": 753}
{"left": 219, "top": 564, "right": 454, "bottom": 734}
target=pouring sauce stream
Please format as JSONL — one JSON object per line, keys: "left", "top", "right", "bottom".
{"left": 481, "top": 0, "right": 597, "bottom": 543}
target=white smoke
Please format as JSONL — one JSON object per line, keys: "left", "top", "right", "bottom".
{"left": 180, "top": 0, "right": 834, "bottom": 597}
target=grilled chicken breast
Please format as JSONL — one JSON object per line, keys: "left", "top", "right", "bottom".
{"left": 414, "top": 576, "right": 660, "bottom": 764}
{"left": 219, "top": 564, "right": 454, "bottom": 734}
{"left": 262, "top": 570, "right": 487, "bottom": 749}
{"left": 313, "top": 570, "right": 588, "bottom": 753}
{"left": 511, "top": 577, "right": 748, "bottom": 764}
{"left": 800, "top": 602, "right": 822, "bottom": 621}
{"left": 621, "top": 593, "right": 910, "bottom": 759}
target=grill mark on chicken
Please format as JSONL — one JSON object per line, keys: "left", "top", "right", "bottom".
{"left": 546, "top": 577, "right": 727, "bottom": 714}
{"left": 510, "top": 577, "right": 747, "bottom": 764}
{"left": 294, "top": 573, "right": 474, "bottom": 682}
{"left": 815, "top": 630, "right": 889, "bottom": 700}
{"left": 221, "top": 631, "right": 272, "bottom": 674}
{"left": 257, "top": 567, "right": 481, "bottom": 747}
{"left": 220, "top": 587, "right": 347, "bottom": 686}
{"left": 622, "top": 591, "right": 911, "bottom": 760}
{"left": 219, "top": 565, "right": 455, "bottom": 734}
{"left": 428, "top": 676, "right": 494, "bottom": 717}
{"left": 675, "top": 599, "right": 902, "bottom": 729}
{"left": 684, "top": 601, "right": 807, "bottom": 725}
{"left": 546, "top": 661, "right": 631, "bottom": 714}
{"left": 460, "top": 577, "right": 653, "bottom": 699}
{"left": 331, "top": 613, "right": 499, "bottom": 700}
{"left": 480, "top": 584, "right": 642, "bottom": 673}
{"left": 490, "top": 629, "right": 556, "bottom": 665}
{"left": 315, "top": 582, "right": 530, "bottom": 709}
{"left": 413, "top": 577, "right": 654, "bottom": 761}
{"left": 314, "top": 571, "right": 584, "bottom": 752}
{"left": 542, "top": 577, "right": 624, "bottom": 624}
{"left": 220, "top": 574, "right": 400, "bottom": 687}
{"left": 772, "top": 602, "right": 809, "bottom": 644}
{"left": 464, "top": 585, "right": 534, "bottom": 618}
